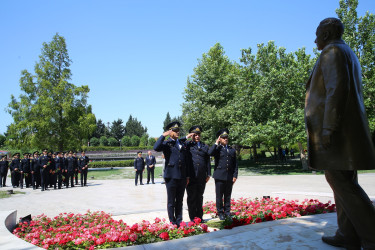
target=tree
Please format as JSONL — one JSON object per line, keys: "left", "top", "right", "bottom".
{"left": 92, "top": 119, "right": 109, "bottom": 138}
{"left": 7, "top": 33, "right": 96, "bottom": 151}
{"left": 89, "top": 137, "right": 100, "bottom": 146}
{"left": 108, "top": 137, "right": 119, "bottom": 146}
{"left": 110, "top": 119, "right": 125, "bottom": 141}
{"left": 139, "top": 134, "right": 149, "bottom": 147}
{"left": 336, "top": 0, "right": 375, "bottom": 131}
{"left": 163, "top": 112, "right": 172, "bottom": 130}
{"left": 130, "top": 135, "right": 140, "bottom": 147}
{"left": 121, "top": 136, "right": 131, "bottom": 147}
{"left": 148, "top": 137, "right": 156, "bottom": 146}
{"left": 182, "top": 43, "right": 238, "bottom": 143}
{"left": 0, "top": 134, "right": 5, "bottom": 147}
{"left": 99, "top": 136, "right": 108, "bottom": 146}
{"left": 124, "top": 115, "right": 148, "bottom": 137}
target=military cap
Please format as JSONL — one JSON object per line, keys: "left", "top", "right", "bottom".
{"left": 68, "top": 150, "right": 73, "bottom": 154}
{"left": 189, "top": 126, "right": 202, "bottom": 134}
{"left": 23, "top": 153, "right": 29, "bottom": 156}
{"left": 137, "top": 151, "right": 142, "bottom": 154}
{"left": 1, "top": 155, "right": 7, "bottom": 159}
{"left": 166, "top": 121, "right": 181, "bottom": 131}
{"left": 216, "top": 128, "right": 229, "bottom": 138}
{"left": 42, "top": 149, "right": 48, "bottom": 152}
{"left": 13, "top": 152, "right": 20, "bottom": 157}
{"left": 33, "top": 151, "right": 39, "bottom": 155}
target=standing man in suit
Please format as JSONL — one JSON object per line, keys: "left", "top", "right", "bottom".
{"left": 73, "top": 152, "right": 79, "bottom": 186}
{"left": 38, "top": 149, "right": 50, "bottom": 191}
{"left": 154, "top": 121, "right": 190, "bottom": 226}
{"left": 305, "top": 18, "right": 375, "bottom": 249}
{"left": 20, "top": 153, "right": 31, "bottom": 189}
{"left": 134, "top": 151, "right": 145, "bottom": 186}
{"left": 65, "top": 151, "right": 75, "bottom": 188}
{"left": 10, "top": 153, "right": 21, "bottom": 188}
{"left": 185, "top": 126, "right": 211, "bottom": 222}
{"left": 0, "top": 155, "right": 9, "bottom": 187}
{"left": 208, "top": 129, "right": 238, "bottom": 220}
{"left": 55, "top": 152, "right": 64, "bottom": 189}
{"left": 31, "top": 151, "right": 40, "bottom": 189}
{"left": 79, "top": 151, "right": 89, "bottom": 187}
{"left": 145, "top": 151, "right": 156, "bottom": 184}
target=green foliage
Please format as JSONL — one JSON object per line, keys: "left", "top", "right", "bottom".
{"left": 6, "top": 33, "right": 96, "bottom": 151}
{"left": 92, "top": 119, "right": 109, "bottom": 138}
{"left": 130, "top": 135, "right": 140, "bottom": 147}
{"left": 139, "top": 134, "right": 149, "bottom": 147}
{"left": 163, "top": 112, "right": 172, "bottom": 130}
{"left": 110, "top": 119, "right": 125, "bottom": 140}
{"left": 0, "top": 134, "right": 5, "bottom": 147}
{"left": 107, "top": 137, "right": 119, "bottom": 146}
{"left": 83, "top": 145, "right": 153, "bottom": 151}
{"left": 89, "top": 160, "right": 134, "bottom": 168}
{"left": 124, "top": 115, "right": 147, "bottom": 137}
{"left": 148, "top": 137, "right": 156, "bottom": 146}
{"left": 121, "top": 136, "right": 131, "bottom": 147}
{"left": 99, "top": 136, "right": 109, "bottom": 146}
{"left": 336, "top": 0, "right": 375, "bottom": 131}
{"left": 89, "top": 137, "right": 100, "bottom": 146}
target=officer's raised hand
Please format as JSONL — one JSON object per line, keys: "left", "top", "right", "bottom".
{"left": 163, "top": 130, "right": 172, "bottom": 137}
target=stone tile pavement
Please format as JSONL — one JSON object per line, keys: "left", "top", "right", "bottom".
{"left": 1, "top": 173, "right": 374, "bottom": 249}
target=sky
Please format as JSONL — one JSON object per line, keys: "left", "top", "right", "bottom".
{"left": 1, "top": 0, "right": 374, "bottom": 138}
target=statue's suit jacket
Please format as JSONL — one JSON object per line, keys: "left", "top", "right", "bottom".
{"left": 305, "top": 39, "right": 375, "bottom": 170}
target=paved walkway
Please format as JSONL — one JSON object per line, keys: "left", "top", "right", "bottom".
{"left": 1, "top": 173, "right": 374, "bottom": 249}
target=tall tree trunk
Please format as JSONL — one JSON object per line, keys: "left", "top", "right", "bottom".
{"left": 252, "top": 144, "right": 257, "bottom": 159}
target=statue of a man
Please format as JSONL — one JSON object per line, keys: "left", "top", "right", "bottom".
{"left": 305, "top": 17, "right": 375, "bottom": 249}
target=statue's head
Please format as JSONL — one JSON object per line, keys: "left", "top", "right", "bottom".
{"left": 315, "top": 18, "right": 344, "bottom": 50}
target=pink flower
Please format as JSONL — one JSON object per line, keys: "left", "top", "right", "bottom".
{"left": 129, "top": 233, "right": 137, "bottom": 242}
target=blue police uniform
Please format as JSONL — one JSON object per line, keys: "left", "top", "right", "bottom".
{"left": 31, "top": 154, "right": 41, "bottom": 189}
{"left": 154, "top": 128, "right": 190, "bottom": 226}
{"left": 10, "top": 156, "right": 21, "bottom": 188}
{"left": 185, "top": 139, "right": 211, "bottom": 221}
{"left": 79, "top": 155, "right": 89, "bottom": 186}
{"left": 209, "top": 129, "right": 238, "bottom": 219}
{"left": 65, "top": 156, "right": 76, "bottom": 187}
{"left": 0, "top": 156, "right": 9, "bottom": 187}
{"left": 134, "top": 155, "right": 145, "bottom": 185}
{"left": 20, "top": 156, "right": 31, "bottom": 188}
{"left": 38, "top": 154, "right": 50, "bottom": 191}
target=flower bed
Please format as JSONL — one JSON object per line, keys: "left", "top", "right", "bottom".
{"left": 13, "top": 211, "right": 208, "bottom": 249}
{"left": 203, "top": 197, "right": 336, "bottom": 229}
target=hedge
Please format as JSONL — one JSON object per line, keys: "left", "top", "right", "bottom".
{"left": 89, "top": 160, "right": 134, "bottom": 168}
{"left": 82, "top": 146, "right": 153, "bottom": 152}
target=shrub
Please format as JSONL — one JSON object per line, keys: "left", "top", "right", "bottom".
{"left": 89, "top": 160, "right": 134, "bottom": 168}
{"left": 148, "top": 137, "right": 156, "bottom": 146}
{"left": 130, "top": 135, "right": 140, "bottom": 147}
{"left": 100, "top": 136, "right": 109, "bottom": 146}
{"left": 139, "top": 135, "right": 148, "bottom": 147}
{"left": 90, "top": 137, "right": 100, "bottom": 146}
{"left": 121, "top": 136, "right": 131, "bottom": 147}
{"left": 108, "top": 137, "right": 119, "bottom": 146}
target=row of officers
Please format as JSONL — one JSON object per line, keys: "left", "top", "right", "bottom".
{"left": 153, "top": 122, "right": 238, "bottom": 226}
{"left": 0, "top": 150, "right": 89, "bottom": 191}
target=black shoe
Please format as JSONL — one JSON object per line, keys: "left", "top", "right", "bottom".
{"left": 219, "top": 214, "right": 225, "bottom": 220}
{"left": 140, "top": 183, "right": 144, "bottom": 185}
{"left": 147, "top": 182, "right": 149, "bottom": 184}
{"left": 322, "top": 236, "right": 361, "bottom": 249}
{"left": 161, "top": 182, "right": 165, "bottom": 184}
{"left": 41, "top": 188, "right": 44, "bottom": 191}
{"left": 152, "top": 182, "right": 155, "bottom": 184}
{"left": 33, "top": 187, "right": 36, "bottom": 190}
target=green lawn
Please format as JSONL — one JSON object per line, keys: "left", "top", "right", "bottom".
{"left": 0, "top": 190, "right": 26, "bottom": 199}
{"left": 88, "top": 167, "right": 163, "bottom": 180}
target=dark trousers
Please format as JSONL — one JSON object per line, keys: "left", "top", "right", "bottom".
{"left": 40, "top": 169, "right": 48, "bottom": 190}
{"left": 32, "top": 171, "right": 40, "bottom": 188}
{"left": 80, "top": 169, "right": 88, "bottom": 186}
{"left": 20, "top": 172, "right": 32, "bottom": 188}
{"left": 165, "top": 178, "right": 186, "bottom": 226}
{"left": 135, "top": 170, "right": 143, "bottom": 185}
{"left": 0, "top": 171, "right": 7, "bottom": 186}
{"left": 147, "top": 167, "right": 155, "bottom": 184}
{"left": 215, "top": 179, "right": 233, "bottom": 216}
{"left": 74, "top": 170, "right": 78, "bottom": 184}
{"left": 186, "top": 178, "right": 206, "bottom": 221}
{"left": 325, "top": 170, "right": 375, "bottom": 248}
{"left": 11, "top": 171, "right": 20, "bottom": 187}
{"left": 67, "top": 172, "right": 74, "bottom": 187}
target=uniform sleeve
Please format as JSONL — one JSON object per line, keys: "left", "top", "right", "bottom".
{"left": 321, "top": 45, "right": 350, "bottom": 134}
{"left": 153, "top": 135, "right": 166, "bottom": 152}
{"left": 208, "top": 144, "right": 219, "bottom": 156}
{"left": 134, "top": 159, "right": 137, "bottom": 169}
{"left": 233, "top": 150, "right": 238, "bottom": 179}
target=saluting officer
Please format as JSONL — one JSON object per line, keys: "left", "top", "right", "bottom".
{"left": 38, "top": 149, "right": 50, "bottom": 191}
{"left": 10, "top": 153, "right": 21, "bottom": 188}
{"left": 184, "top": 126, "right": 211, "bottom": 222}
{"left": 31, "top": 151, "right": 40, "bottom": 189}
{"left": 0, "top": 155, "right": 9, "bottom": 187}
{"left": 79, "top": 151, "right": 89, "bottom": 186}
{"left": 208, "top": 129, "right": 238, "bottom": 220}
{"left": 154, "top": 121, "right": 190, "bottom": 226}
{"left": 134, "top": 151, "right": 145, "bottom": 186}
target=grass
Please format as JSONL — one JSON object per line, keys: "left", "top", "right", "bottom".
{"left": 205, "top": 219, "right": 222, "bottom": 229}
{"left": 0, "top": 190, "right": 26, "bottom": 199}
{"left": 88, "top": 167, "right": 163, "bottom": 180}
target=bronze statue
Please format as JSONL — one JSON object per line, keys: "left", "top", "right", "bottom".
{"left": 305, "top": 18, "right": 375, "bottom": 249}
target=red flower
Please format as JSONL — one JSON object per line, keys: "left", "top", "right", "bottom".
{"left": 159, "top": 232, "right": 169, "bottom": 240}
{"left": 255, "top": 217, "right": 262, "bottom": 223}
{"left": 193, "top": 217, "right": 201, "bottom": 224}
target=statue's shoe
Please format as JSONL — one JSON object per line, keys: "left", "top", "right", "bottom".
{"left": 322, "top": 235, "right": 361, "bottom": 249}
